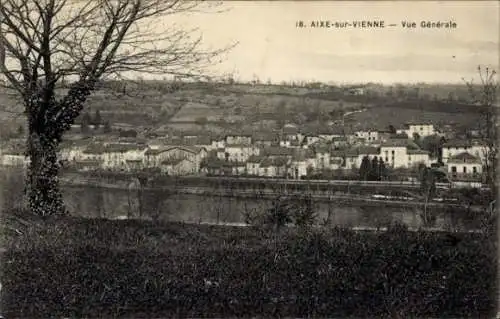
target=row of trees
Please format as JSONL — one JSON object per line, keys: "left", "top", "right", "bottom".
{"left": 359, "top": 156, "right": 388, "bottom": 181}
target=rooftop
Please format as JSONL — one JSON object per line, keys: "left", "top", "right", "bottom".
{"left": 282, "top": 125, "right": 299, "bottom": 135}
{"left": 261, "top": 146, "right": 294, "bottom": 157}
{"left": 225, "top": 143, "right": 255, "bottom": 149}
{"left": 103, "top": 143, "right": 147, "bottom": 153}
{"left": 380, "top": 139, "right": 411, "bottom": 148}
{"left": 407, "top": 149, "right": 430, "bottom": 155}
{"left": 443, "top": 140, "right": 472, "bottom": 148}
{"left": 161, "top": 157, "right": 188, "bottom": 166}
{"left": 252, "top": 131, "right": 278, "bottom": 141}
{"left": 448, "top": 152, "right": 482, "bottom": 164}
{"left": 145, "top": 145, "right": 204, "bottom": 156}
{"left": 260, "top": 157, "right": 289, "bottom": 168}
{"left": 247, "top": 155, "right": 266, "bottom": 163}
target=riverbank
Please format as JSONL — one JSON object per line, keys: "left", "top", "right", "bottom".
{"left": 0, "top": 215, "right": 496, "bottom": 318}
{"left": 61, "top": 176, "right": 482, "bottom": 211}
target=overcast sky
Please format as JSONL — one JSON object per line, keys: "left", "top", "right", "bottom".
{"left": 167, "top": 1, "right": 499, "bottom": 84}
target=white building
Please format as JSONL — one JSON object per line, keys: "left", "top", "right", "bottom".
{"left": 1, "top": 152, "right": 29, "bottom": 167}
{"left": 246, "top": 155, "right": 264, "bottom": 176}
{"left": 355, "top": 130, "right": 379, "bottom": 143}
{"left": 407, "top": 149, "right": 431, "bottom": 168}
{"left": 446, "top": 152, "right": 483, "bottom": 179}
{"left": 380, "top": 140, "right": 409, "bottom": 168}
{"left": 397, "top": 122, "right": 435, "bottom": 138}
{"left": 225, "top": 132, "right": 252, "bottom": 145}
{"left": 442, "top": 140, "right": 488, "bottom": 164}
{"left": 161, "top": 157, "right": 199, "bottom": 175}
{"left": 290, "top": 152, "right": 309, "bottom": 179}
{"left": 223, "top": 144, "right": 260, "bottom": 162}
{"left": 101, "top": 144, "right": 148, "bottom": 170}
{"left": 144, "top": 146, "right": 207, "bottom": 172}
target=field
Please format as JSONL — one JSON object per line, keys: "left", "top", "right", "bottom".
{"left": 348, "top": 106, "right": 482, "bottom": 130}
{"left": 0, "top": 214, "right": 496, "bottom": 318}
{"left": 0, "top": 81, "right": 486, "bottom": 139}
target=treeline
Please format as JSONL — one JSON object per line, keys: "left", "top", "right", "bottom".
{"left": 359, "top": 156, "right": 388, "bottom": 181}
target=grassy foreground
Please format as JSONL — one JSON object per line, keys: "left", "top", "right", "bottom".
{"left": 0, "top": 215, "right": 497, "bottom": 318}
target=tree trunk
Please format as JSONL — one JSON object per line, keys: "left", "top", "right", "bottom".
{"left": 25, "top": 133, "right": 65, "bottom": 216}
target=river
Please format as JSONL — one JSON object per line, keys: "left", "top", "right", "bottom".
{"left": 0, "top": 167, "right": 484, "bottom": 231}
{"left": 61, "top": 184, "right": 479, "bottom": 231}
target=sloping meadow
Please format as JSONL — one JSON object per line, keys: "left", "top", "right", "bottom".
{"left": 0, "top": 216, "right": 496, "bottom": 318}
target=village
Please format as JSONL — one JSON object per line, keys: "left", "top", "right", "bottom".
{"left": 0, "top": 120, "right": 487, "bottom": 186}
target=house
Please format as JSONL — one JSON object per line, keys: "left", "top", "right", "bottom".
{"left": 261, "top": 146, "right": 294, "bottom": 159}
{"left": 398, "top": 122, "right": 435, "bottom": 138}
{"left": 253, "top": 131, "right": 278, "bottom": 147}
{"left": 407, "top": 149, "right": 431, "bottom": 168}
{"left": 377, "top": 129, "right": 392, "bottom": 143}
{"left": 246, "top": 155, "right": 265, "bottom": 176}
{"left": 72, "top": 159, "right": 104, "bottom": 171}
{"left": 259, "top": 157, "right": 289, "bottom": 178}
{"left": 300, "top": 126, "right": 321, "bottom": 145}
{"left": 279, "top": 140, "right": 291, "bottom": 148}
{"left": 59, "top": 140, "right": 90, "bottom": 162}
{"left": 81, "top": 143, "right": 106, "bottom": 162}
{"left": 303, "top": 135, "right": 321, "bottom": 146}
{"left": 224, "top": 131, "right": 253, "bottom": 145}
{"left": 282, "top": 125, "right": 301, "bottom": 142}
{"left": 209, "top": 133, "right": 226, "bottom": 150}
{"left": 1, "top": 150, "right": 29, "bottom": 167}
{"left": 332, "top": 136, "right": 348, "bottom": 148}
{"left": 380, "top": 140, "right": 410, "bottom": 168}
{"left": 160, "top": 157, "right": 199, "bottom": 175}
{"left": 356, "top": 146, "right": 381, "bottom": 165}
{"left": 289, "top": 152, "right": 308, "bottom": 179}
{"left": 201, "top": 157, "right": 226, "bottom": 176}
{"left": 201, "top": 157, "right": 244, "bottom": 176}
{"left": 223, "top": 144, "right": 260, "bottom": 162}
{"left": 355, "top": 130, "right": 379, "bottom": 143}
{"left": 144, "top": 145, "right": 207, "bottom": 171}
{"left": 442, "top": 140, "right": 488, "bottom": 164}
{"left": 289, "top": 139, "right": 303, "bottom": 148}
{"left": 181, "top": 135, "right": 212, "bottom": 149}
{"left": 342, "top": 148, "right": 361, "bottom": 170}
{"left": 446, "top": 152, "right": 483, "bottom": 180}
{"left": 317, "top": 126, "right": 345, "bottom": 141}
{"left": 313, "top": 143, "right": 331, "bottom": 170}
{"left": 390, "top": 132, "right": 410, "bottom": 140}
{"left": 229, "top": 161, "right": 247, "bottom": 175}
{"left": 101, "top": 143, "right": 148, "bottom": 170}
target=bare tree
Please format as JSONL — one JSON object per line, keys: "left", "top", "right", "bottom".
{"left": 463, "top": 66, "right": 498, "bottom": 194}
{"left": 0, "top": 0, "right": 233, "bottom": 216}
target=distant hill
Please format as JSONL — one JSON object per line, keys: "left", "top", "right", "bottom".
{"left": 0, "top": 81, "right": 487, "bottom": 139}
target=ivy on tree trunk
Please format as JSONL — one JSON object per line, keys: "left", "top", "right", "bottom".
{"left": 24, "top": 82, "right": 94, "bottom": 216}
{"left": 25, "top": 132, "right": 64, "bottom": 216}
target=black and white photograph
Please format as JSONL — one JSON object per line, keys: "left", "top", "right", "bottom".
{"left": 0, "top": 0, "right": 498, "bottom": 317}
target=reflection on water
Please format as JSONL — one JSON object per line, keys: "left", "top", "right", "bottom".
{"left": 0, "top": 167, "right": 480, "bottom": 231}
{"left": 59, "top": 185, "right": 477, "bottom": 231}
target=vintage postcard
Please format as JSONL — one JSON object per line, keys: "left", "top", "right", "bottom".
{"left": 0, "top": 0, "right": 498, "bottom": 318}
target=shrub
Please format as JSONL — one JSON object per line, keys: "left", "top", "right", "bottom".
{"left": 263, "top": 196, "right": 293, "bottom": 231}
{"left": 292, "top": 194, "right": 317, "bottom": 229}
{"left": 1, "top": 218, "right": 496, "bottom": 318}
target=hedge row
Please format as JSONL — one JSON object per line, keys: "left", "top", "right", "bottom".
{"left": 0, "top": 218, "right": 497, "bottom": 318}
